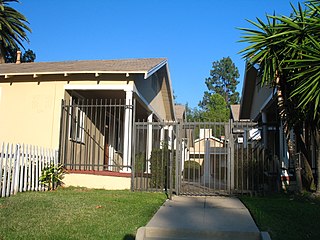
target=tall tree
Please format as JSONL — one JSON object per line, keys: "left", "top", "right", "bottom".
{"left": 5, "top": 47, "right": 36, "bottom": 63}
{"left": 202, "top": 93, "right": 229, "bottom": 122}
{"left": 200, "top": 57, "right": 240, "bottom": 108}
{"left": 0, "top": 0, "right": 31, "bottom": 63}
{"left": 239, "top": 1, "right": 320, "bottom": 192}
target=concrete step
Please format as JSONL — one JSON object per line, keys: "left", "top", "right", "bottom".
{"left": 136, "top": 227, "right": 265, "bottom": 240}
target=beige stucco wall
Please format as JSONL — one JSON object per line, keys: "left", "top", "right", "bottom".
{"left": 0, "top": 78, "right": 133, "bottom": 149}
{"left": 0, "top": 81, "right": 63, "bottom": 148}
{"left": 63, "top": 173, "right": 131, "bottom": 190}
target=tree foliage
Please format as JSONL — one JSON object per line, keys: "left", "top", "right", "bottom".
{"left": 238, "top": 0, "right": 320, "bottom": 192}
{"left": 0, "top": 0, "right": 31, "bottom": 63}
{"left": 187, "top": 57, "right": 240, "bottom": 123}
{"left": 200, "top": 56, "right": 240, "bottom": 108}
{"left": 202, "top": 93, "right": 229, "bottom": 122}
{"left": 5, "top": 47, "right": 36, "bottom": 62}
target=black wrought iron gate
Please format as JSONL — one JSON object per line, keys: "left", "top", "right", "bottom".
{"left": 133, "top": 120, "right": 269, "bottom": 196}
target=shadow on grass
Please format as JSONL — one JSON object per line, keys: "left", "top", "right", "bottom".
{"left": 123, "top": 234, "right": 135, "bottom": 240}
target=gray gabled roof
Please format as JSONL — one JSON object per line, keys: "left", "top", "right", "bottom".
{"left": 0, "top": 58, "right": 167, "bottom": 79}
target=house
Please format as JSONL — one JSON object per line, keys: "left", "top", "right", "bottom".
{"left": 230, "top": 104, "right": 240, "bottom": 122}
{"left": 239, "top": 63, "right": 301, "bottom": 190}
{"left": 0, "top": 58, "right": 176, "bottom": 189}
{"left": 186, "top": 128, "right": 228, "bottom": 188}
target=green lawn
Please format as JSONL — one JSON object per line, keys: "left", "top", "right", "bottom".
{"left": 240, "top": 194, "right": 320, "bottom": 240}
{"left": 0, "top": 187, "right": 166, "bottom": 240}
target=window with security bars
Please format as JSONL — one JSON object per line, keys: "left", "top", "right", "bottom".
{"left": 69, "top": 98, "right": 85, "bottom": 143}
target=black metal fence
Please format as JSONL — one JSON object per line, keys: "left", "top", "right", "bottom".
{"left": 132, "top": 120, "right": 276, "bottom": 196}
{"left": 132, "top": 121, "right": 177, "bottom": 198}
{"left": 59, "top": 98, "right": 134, "bottom": 172}
{"left": 59, "top": 97, "right": 277, "bottom": 196}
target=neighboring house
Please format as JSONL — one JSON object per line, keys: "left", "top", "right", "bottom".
{"left": 187, "top": 128, "right": 227, "bottom": 186}
{"left": 230, "top": 104, "right": 240, "bottom": 122}
{"left": 174, "top": 104, "right": 186, "bottom": 123}
{"left": 239, "top": 63, "right": 316, "bottom": 189}
{"left": 0, "top": 58, "right": 175, "bottom": 189}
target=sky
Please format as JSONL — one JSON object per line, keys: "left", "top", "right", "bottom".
{"left": 14, "top": 0, "right": 300, "bottom": 108}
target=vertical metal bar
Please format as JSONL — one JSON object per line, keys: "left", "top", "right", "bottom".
{"left": 241, "top": 125, "right": 244, "bottom": 195}
{"left": 251, "top": 138, "right": 254, "bottom": 192}
{"left": 142, "top": 121, "right": 147, "bottom": 191}
{"left": 69, "top": 99, "right": 75, "bottom": 170}
{"left": 130, "top": 98, "right": 136, "bottom": 191}
{"left": 108, "top": 99, "right": 112, "bottom": 171}
{"left": 74, "top": 99, "right": 79, "bottom": 170}
{"left": 92, "top": 99, "right": 98, "bottom": 170}
{"left": 58, "top": 99, "right": 64, "bottom": 167}
{"left": 103, "top": 99, "right": 107, "bottom": 170}
{"left": 89, "top": 99, "right": 93, "bottom": 170}
{"left": 117, "top": 99, "right": 122, "bottom": 170}
{"left": 77, "top": 99, "right": 82, "bottom": 170}
{"left": 63, "top": 100, "right": 69, "bottom": 170}
{"left": 84, "top": 99, "right": 89, "bottom": 170}
{"left": 105, "top": 99, "right": 110, "bottom": 170}
{"left": 79, "top": 99, "right": 86, "bottom": 170}
{"left": 236, "top": 124, "right": 239, "bottom": 193}
{"left": 97, "top": 99, "right": 102, "bottom": 170}
{"left": 111, "top": 99, "right": 116, "bottom": 171}
{"left": 175, "top": 122, "right": 181, "bottom": 195}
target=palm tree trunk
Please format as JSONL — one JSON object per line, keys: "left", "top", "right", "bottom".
{"left": 275, "top": 73, "right": 303, "bottom": 192}
{"left": 313, "top": 128, "right": 320, "bottom": 193}
{"left": 0, "top": 44, "right": 6, "bottom": 63}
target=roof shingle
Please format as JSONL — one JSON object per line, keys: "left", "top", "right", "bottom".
{"left": 0, "top": 58, "right": 167, "bottom": 75}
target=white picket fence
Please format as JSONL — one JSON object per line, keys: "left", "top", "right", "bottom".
{"left": 0, "top": 142, "right": 58, "bottom": 198}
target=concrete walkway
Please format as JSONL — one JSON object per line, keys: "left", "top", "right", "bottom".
{"left": 136, "top": 196, "right": 271, "bottom": 240}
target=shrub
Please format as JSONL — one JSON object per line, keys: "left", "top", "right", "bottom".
{"left": 149, "top": 146, "right": 175, "bottom": 190}
{"left": 134, "top": 152, "right": 146, "bottom": 174}
{"left": 183, "top": 160, "right": 201, "bottom": 180}
{"left": 39, "top": 164, "right": 66, "bottom": 190}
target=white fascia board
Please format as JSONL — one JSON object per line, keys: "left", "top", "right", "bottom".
{"left": 144, "top": 59, "right": 167, "bottom": 79}
{"left": 0, "top": 70, "right": 146, "bottom": 77}
{"left": 164, "top": 63, "right": 176, "bottom": 121}
{"left": 64, "top": 83, "right": 134, "bottom": 92}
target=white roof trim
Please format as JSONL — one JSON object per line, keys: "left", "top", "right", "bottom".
{"left": 0, "top": 70, "right": 147, "bottom": 78}
{"left": 194, "top": 137, "right": 224, "bottom": 143}
{"left": 165, "top": 62, "right": 176, "bottom": 121}
{"left": 144, "top": 59, "right": 167, "bottom": 79}
{"left": 64, "top": 83, "right": 134, "bottom": 92}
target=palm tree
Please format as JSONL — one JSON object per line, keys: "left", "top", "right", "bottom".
{"left": 0, "top": 0, "right": 31, "bottom": 63}
{"left": 285, "top": 2, "right": 320, "bottom": 193}
{"left": 239, "top": 2, "right": 320, "bottom": 192}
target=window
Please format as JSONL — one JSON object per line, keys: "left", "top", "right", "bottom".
{"left": 69, "top": 98, "right": 85, "bottom": 143}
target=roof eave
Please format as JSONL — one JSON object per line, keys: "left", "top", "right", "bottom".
{"left": 144, "top": 59, "right": 167, "bottom": 79}
{"left": 0, "top": 70, "right": 147, "bottom": 78}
